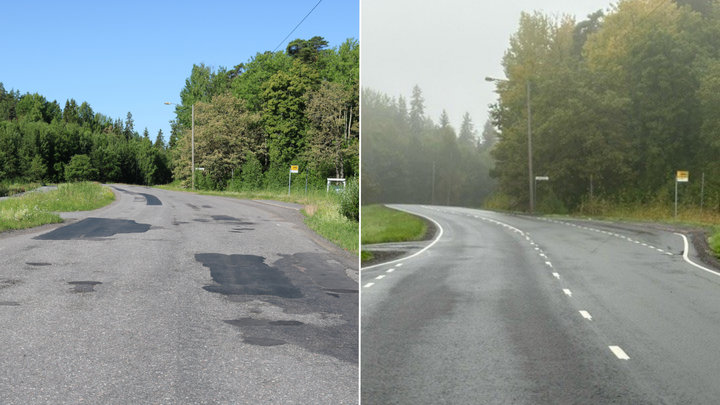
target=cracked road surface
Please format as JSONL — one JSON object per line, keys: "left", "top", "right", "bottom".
{"left": 0, "top": 185, "right": 358, "bottom": 404}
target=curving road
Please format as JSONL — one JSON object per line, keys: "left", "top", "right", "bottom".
{"left": 361, "top": 204, "right": 720, "bottom": 404}
{"left": 0, "top": 185, "right": 358, "bottom": 404}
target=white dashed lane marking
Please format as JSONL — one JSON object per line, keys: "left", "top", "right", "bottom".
{"left": 579, "top": 310, "right": 593, "bottom": 320}
{"left": 610, "top": 346, "right": 630, "bottom": 360}
{"left": 540, "top": 218, "right": 676, "bottom": 257}
{"left": 375, "top": 275, "right": 385, "bottom": 280}
{"left": 364, "top": 283, "right": 374, "bottom": 288}
{"left": 563, "top": 289, "right": 573, "bottom": 297}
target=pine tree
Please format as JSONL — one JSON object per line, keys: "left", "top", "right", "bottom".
{"left": 124, "top": 112, "right": 134, "bottom": 140}
{"left": 154, "top": 129, "right": 166, "bottom": 149}
{"left": 458, "top": 112, "right": 476, "bottom": 145}
{"left": 143, "top": 127, "right": 150, "bottom": 139}
{"left": 409, "top": 85, "right": 425, "bottom": 135}
{"left": 439, "top": 109, "right": 450, "bottom": 129}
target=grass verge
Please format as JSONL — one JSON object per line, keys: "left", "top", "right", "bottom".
{"left": 710, "top": 227, "right": 720, "bottom": 259}
{"left": 361, "top": 204, "right": 427, "bottom": 245}
{"left": 155, "top": 184, "right": 359, "bottom": 255}
{"left": 0, "top": 182, "right": 115, "bottom": 232}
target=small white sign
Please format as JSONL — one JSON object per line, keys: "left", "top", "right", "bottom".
{"left": 535, "top": 176, "right": 549, "bottom": 181}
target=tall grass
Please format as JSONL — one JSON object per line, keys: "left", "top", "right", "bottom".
{"left": 0, "top": 182, "right": 115, "bottom": 232}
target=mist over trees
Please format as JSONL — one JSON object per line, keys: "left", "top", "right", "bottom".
{"left": 488, "top": 0, "right": 720, "bottom": 213}
{"left": 170, "top": 36, "right": 359, "bottom": 190}
{"left": 0, "top": 83, "right": 171, "bottom": 185}
{"left": 362, "top": 85, "right": 496, "bottom": 206}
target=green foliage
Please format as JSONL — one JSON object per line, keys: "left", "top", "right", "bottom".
{"left": 64, "top": 154, "right": 97, "bottom": 182}
{"left": 710, "top": 228, "right": 720, "bottom": 259}
{"left": 241, "top": 152, "right": 264, "bottom": 190}
{"left": 485, "top": 2, "right": 720, "bottom": 213}
{"left": 339, "top": 177, "right": 359, "bottom": 221}
{"left": 0, "top": 82, "right": 172, "bottom": 186}
{"left": 167, "top": 37, "right": 358, "bottom": 193}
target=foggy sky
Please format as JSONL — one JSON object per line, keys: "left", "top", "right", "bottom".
{"left": 361, "top": 0, "right": 614, "bottom": 136}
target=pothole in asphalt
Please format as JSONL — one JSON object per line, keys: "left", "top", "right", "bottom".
{"left": 26, "top": 262, "right": 51, "bottom": 266}
{"left": 68, "top": 281, "right": 102, "bottom": 293}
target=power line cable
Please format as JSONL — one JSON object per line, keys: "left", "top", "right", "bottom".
{"left": 272, "top": 0, "right": 323, "bottom": 53}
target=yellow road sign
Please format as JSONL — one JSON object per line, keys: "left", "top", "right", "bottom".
{"left": 677, "top": 171, "right": 689, "bottom": 182}
{"left": 290, "top": 165, "right": 299, "bottom": 173}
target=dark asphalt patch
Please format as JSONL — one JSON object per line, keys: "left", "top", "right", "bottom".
{"left": 324, "top": 289, "right": 358, "bottom": 294}
{"left": 137, "top": 193, "right": 161, "bottom": 205}
{"left": 26, "top": 262, "right": 51, "bottom": 266}
{"left": 34, "top": 218, "right": 151, "bottom": 240}
{"left": 0, "top": 301, "right": 20, "bottom": 306}
{"left": 202, "top": 205, "right": 212, "bottom": 208}
{"left": 69, "top": 281, "right": 102, "bottom": 293}
{"left": 195, "top": 254, "right": 304, "bottom": 298}
{"left": 172, "top": 221, "right": 189, "bottom": 225}
{"left": 186, "top": 204, "right": 200, "bottom": 210}
{"left": 211, "top": 215, "right": 240, "bottom": 221}
{"left": 224, "top": 318, "right": 305, "bottom": 327}
{"left": 193, "top": 219, "right": 209, "bottom": 222}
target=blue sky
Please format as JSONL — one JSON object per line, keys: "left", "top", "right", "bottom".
{"left": 1, "top": 0, "right": 358, "bottom": 139}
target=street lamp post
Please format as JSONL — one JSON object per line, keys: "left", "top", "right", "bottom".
{"left": 485, "top": 76, "right": 534, "bottom": 214}
{"left": 164, "top": 102, "right": 194, "bottom": 190}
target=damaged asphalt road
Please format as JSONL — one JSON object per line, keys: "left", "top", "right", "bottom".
{"left": 0, "top": 185, "right": 358, "bottom": 404}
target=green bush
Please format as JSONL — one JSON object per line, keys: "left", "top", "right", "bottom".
{"left": 65, "top": 154, "right": 98, "bottom": 182}
{"left": 339, "top": 177, "right": 359, "bottom": 221}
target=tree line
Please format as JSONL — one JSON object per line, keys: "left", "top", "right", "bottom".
{"left": 489, "top": 0, "right": 720, "bottom": 213}
{"left": 361, "top": 85, "right": 496, "bottom": 206}
{"left": 0, "top": 36, "right": 358, "bottom": 191}
{"left": 169, "top": 36, "right": 359, "bottom": 190}
{"left": 0, "top": 85, "right": 171, "bottom": 185}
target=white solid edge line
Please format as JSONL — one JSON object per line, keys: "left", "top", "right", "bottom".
{"left": 675, "top": 233, "right": 720, "bottom": 278}
{"left": 361, "top": 206, "right": 445, "bottom": 270}
{"left": 609, "top": 346, "right": 630, "bottom": 360}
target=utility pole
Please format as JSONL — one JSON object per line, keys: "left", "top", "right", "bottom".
{"left": 527, "top": 79, "right": 534, "bottom": 214}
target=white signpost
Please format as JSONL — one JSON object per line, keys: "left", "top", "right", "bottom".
{"left": 675, "top": 171, "right": 689, "bottom": 218}
{"left": 535, "top": 176, "right": 549, "bottom": 206}
{"left": 288, "top": 165, "right": 299, "bottom": 195}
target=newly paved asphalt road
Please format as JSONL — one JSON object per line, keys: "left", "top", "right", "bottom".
{"left": 361, "top": 205, "right": 720, "bottom": 405}
{"left": 0, "top": 185, "right": 358, "bottom": 404}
